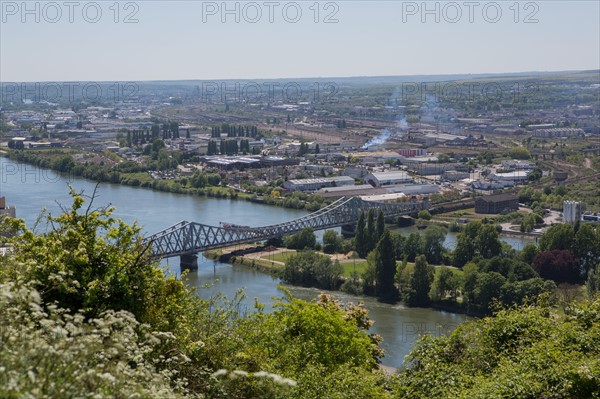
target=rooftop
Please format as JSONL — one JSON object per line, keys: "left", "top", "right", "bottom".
{"left": 368, "top": 171, "right": 411, "bottom": 179}
{"left": 287, "top": 176, "right": 355, "bottom": 185}
{"left": 477, "top": 193, "right": 518, "bottom": 203}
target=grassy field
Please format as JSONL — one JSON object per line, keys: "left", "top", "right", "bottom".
{"left": 237, "top": 248, "right": 465, "bottom": 280}
{"left": 263, "top": 251, "right": 297, "bottom": 263}
{"left": 341, "top": 260, "right": 368, "bottom": 277}
{"left": 234, "top": 256, "right": 284, "bottom": 273}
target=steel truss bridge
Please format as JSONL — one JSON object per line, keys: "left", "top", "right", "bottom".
{"left": 144, "top": 196, "right": 428, "bottom": 268}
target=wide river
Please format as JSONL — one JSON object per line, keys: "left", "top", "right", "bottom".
{"left": 0, "top": 158, "right": 531, "bottom": 367}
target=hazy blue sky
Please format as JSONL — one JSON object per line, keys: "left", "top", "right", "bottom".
{"left": 1, "top": 1, "right": 599, "bottom": 81}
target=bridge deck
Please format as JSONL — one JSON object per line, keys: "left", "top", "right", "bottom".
{"left": 144, "top": 196, "right": 427, "bottom": 259}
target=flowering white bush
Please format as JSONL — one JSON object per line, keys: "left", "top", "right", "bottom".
{"left": 0, "top": 282, "right": 191, "bottom": 399}
{"left": 0, "top": 192, "right": 388, "bottom": 398}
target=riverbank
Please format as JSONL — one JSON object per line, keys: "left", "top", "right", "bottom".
{"left": 2, "top": 151, "right": 330, "bottom": 213}
{"left": 204, "top": 244, "right": 286, "bottom": 274}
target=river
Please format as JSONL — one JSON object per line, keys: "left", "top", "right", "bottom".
{"left": 1, "top": 157, "right": 507, "bottom": 367}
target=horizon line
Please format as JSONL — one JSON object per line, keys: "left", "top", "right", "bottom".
{"left": 2, "top": 69, "right": 599, "bottom": 84}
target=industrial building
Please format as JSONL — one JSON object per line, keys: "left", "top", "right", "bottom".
{"left": 365, "top": 171, "right": 413, "bottom": 187}
{"left": 442, "top": 170, "right": 470, "bottom": 181}
{"left": 199, "top": 155, "right": 298, "bottom": 170}
{"left": 475, "top": 193, "right": 519, "bottom": 214}
{"left": 471, "top": 180, "right": 514, "bottom": 191}
{"left": 490, "top": 171, "right": 530, "bottom": 182}
{"left": 204, "top": 156, "right": 261, "bottom": 170}
{"left": 403, "top": 160, "right": 467, "bottom": 176}
{"left": 397, "top": 148, "right": 427, "bottom": 157}
{"left": 283, "top": 176, "right": 355, "bottom": 192}
{"left": 563, "top": 200, "right": 582, "bottom": 224}
{"left": 384, "top": 184, "right": 440, "bottom": 196}
{"left": 501, "top": 160, "right": 535, "bottom": 170}
{"left": 318, "top": 184, "right": 386, "bottom": 199}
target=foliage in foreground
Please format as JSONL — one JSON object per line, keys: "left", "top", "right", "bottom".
{"left": 0, "top": 189, "right": 387, "bottom": 398}
{"left": 391, "top": 296, "right": 600, "bottom": 398}
{"left": 0, "top": 282, "right": 188, "bottom": 399}
{"left": 1, "top": 189, "right": 599, "bottom": 398}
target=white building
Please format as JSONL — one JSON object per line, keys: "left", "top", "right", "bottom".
{"left": 501, "top": 160, "right": 535, "bottom": 170}
{"left": 490, "top": 171, "right": 530, "bottom": 182}
{"left": 563, "top": 200, "right": 582, "bottom": 224}
{"left": 365, "top": 171, "right": 413, "bottom": 187}
{"left": 283, "top": 176, "right": 355, "bottom": 192}
{"left": 384, "top": 183, "right": 440, "bottom": 196}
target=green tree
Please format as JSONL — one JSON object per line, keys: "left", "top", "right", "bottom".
{"left": 509, "top": 146, "right": 531, "bottom": 160}
{"left": 366, "top": 209, "right": 376, "bottom": 252}
{"left": 587, "top": 264, "right": 600, "bottom": 297}
{"left": 250, "top": 293, "right": 384, "bottom": 376}
{"left": 282, "top": 250, "right": 342, "bottom": 290}
{"left": 406, "top": 255, "right": 434, "bottom": 307}
{"left": 284, "top": 227, "right": 317, "bottom": 250}
{"left": 501, "top": 278, "right": 556, "bottom": 306}
{"left": 404, "top": 232, "right": 422, "bottom": 262}
{"left": 417, "top": 210, "right": 432, "bottom": 220}
{"left": 453, "top": 221, "right": 480, "bottom": 267}
{"left": 375, "top": 210, "right": 385, "bottom": 243}
{"left": 437, "top": 153, "right": 451, "bottom": 163}
{"left": 574, "top": 224, "right": 600, "bottom": 275}
{"left": 390, "top": 232, "right": 405, "bottom": 260}
{"left": 539, "top": 223, "right": 575, "bottom": 252}
{"left": 323, "top": 230, "right": 342, "bottom": 254}
{"left": 430, "top": 267, "right": 461, "bottom": 301}
{"left": 421, "top": 226, "right": 446, "bottom": 265}
{"left": 476, "top": 224, "right": 502, "bottom": 259}
{"left": 519, "top": 242, "right": 540, "bottom": 265}
{"left": 508, "top": 260, "right": 538, "bottom": 281}
{"left": 373, "top": 231, "right": 398, "bottom": 302}
{"left": 354, "top": 212, "right": 368, "bottom": 258}
{"left": 472, "top": 272, "right": 506, "bottom": 313}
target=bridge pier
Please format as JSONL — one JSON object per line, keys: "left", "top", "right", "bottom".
{"left": 180, "top": 254, "right": 198, "bottom": 271}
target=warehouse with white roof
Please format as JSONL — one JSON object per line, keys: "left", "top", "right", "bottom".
{"left": 365, "top": 171, "right": 413, "bottom": 187}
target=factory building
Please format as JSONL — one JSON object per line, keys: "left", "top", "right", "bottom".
{"left": 475, "top": 193, "right": 519, "bottom": 214}
{"left": 563, "top": 201, "right": 583, "bottom": 224}
{"left": 283, "top": 176, "right": 355, "bottom": 192}
{"left": 365, "top": 171, "right": 413, "bottom": 187}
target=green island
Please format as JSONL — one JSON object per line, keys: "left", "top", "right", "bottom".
{"left": 206, "top": 207, "right": 600, "bottom": 316}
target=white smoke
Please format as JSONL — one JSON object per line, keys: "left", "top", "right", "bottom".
{"left": 362, "top": 128, "right": 391, "bottom": 149}
{"left": 361, "top": 87, "right": 410, "bottom": 149}
{"left": 397, "top": 117, "right": 408, "bottom": 130}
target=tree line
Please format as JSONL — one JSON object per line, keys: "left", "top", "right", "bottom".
{"left": 211, "top": 124, "right": 261, "bottom": 138}
{"left": 280, "top": 213, "right": 600, "bottom": 314}
{"left": 207, "top": 139, "right": 256, "bottom": 155}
